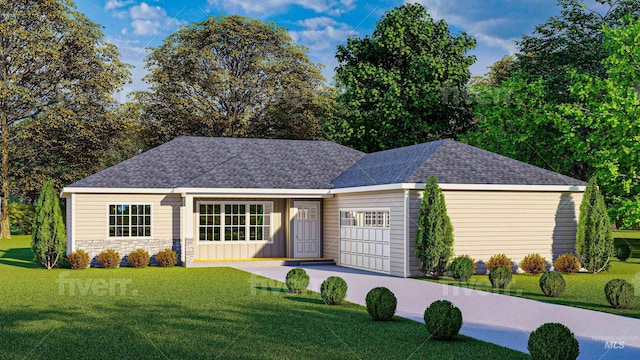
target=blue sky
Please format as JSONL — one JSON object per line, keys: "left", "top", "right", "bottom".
{"left": 74, "top": 0, "right": 573, "bottom": 101}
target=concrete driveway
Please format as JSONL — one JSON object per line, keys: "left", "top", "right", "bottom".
{"left": 234, "top": 264, "right": 640, "bottom": 359}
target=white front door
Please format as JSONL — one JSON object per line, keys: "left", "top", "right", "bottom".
{"left": 293, "top": 201, "right": 321, "bottom": 258}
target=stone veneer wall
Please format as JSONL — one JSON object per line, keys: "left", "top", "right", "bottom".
{"left": 77, "top": 239, "right": 182, "bottom": 267}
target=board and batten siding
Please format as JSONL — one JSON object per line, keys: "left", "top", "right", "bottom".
{"left": 323, "top": 190, "right": 405, "bottom": 277}
{"left": 192, "top": 198, "right": 287, "bottom": 259}
{"left": 408, "top": 190, "right": 583, "bottom": 275}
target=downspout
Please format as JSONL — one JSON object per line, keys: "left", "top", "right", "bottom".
{"left": 403, "top": 189, "right": 409, "bottom": 278}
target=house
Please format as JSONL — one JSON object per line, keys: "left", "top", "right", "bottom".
{"left": 61, "top": 136, "right": 586, "bottom": 276}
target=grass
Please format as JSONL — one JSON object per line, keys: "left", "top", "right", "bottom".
{"left": 0, "top": 236, "right": 528, "bottom": 359}
{"left": 422, "top": 258, "right": 640, "bottom": 319}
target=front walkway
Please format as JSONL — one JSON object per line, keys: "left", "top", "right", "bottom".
{"left": 234, "top": 264, "right": 640, "bottom": 359}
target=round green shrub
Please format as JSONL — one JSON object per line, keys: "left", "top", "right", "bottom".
{"left": 539, "top": 271, "right": 566, "bottom": 297}
{"left": 552, "top": 253, "right": 580, "bottom": 274}
{"left": 320, "top": 276, "right": 347, "bottom": 305}
{"left": 365, "top": 287, "right": 397, "bottom": 321}
{"left": 486, "top": 253, "right": 512, "bottom": 272}
{"left": 519, "top": 253, "right": 548, "bottom": 275}
{"left": 423, "top": 300, "right": 463, "bottom": 340}
{"left": 528, "top": 323, "right": 579, "bottom": 360}
{"left": 155, "top": 248, "right": 177, "bottom": 267}
{"left": 97, "top": 249, "right": 120, "bottom": 269}
{"left": 614, "top": 244, "right": 631, "bottom": 261}
{"left": 449, "top": 256, "right": 474, "bottom": 282}
{"left": 285, "top": 268, "right": 310, "bottom": 294}
{"left": 127, "top": 248, "right": 150, "bottom": 268}
{"left": 66, "top": 250, "right": 90, "bottom": 269}
{"left": 489, "top": 265, "right": 512, "bottom": 289}
{"left": 604, "top": 279, "right": 635, "bottom": 309}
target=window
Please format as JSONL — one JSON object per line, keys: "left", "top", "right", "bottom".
{"left": 340, "top": 210, "right": 389, "bottom": 228}
{"left": 109, "top": 204, "right": 151, "bottom": 237}
{"left": 198, "top": 202, "right": 271, "bottom": 242}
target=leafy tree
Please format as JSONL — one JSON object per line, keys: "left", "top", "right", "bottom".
{"left": 332, "top": 3, "right": 476, "bottom": 152}
{"left": 131, "top": 15, "right": 325, "bottom": 150}
{"left": 0, "top": 0, "right": 130, "bottom": 236}
{"left": 576, "top": 178, "right": 613, "bottom": 273}
{"left": 414, "top": 175, "right": 454, "bottom": 278}
{"left": 31, "top": 181, "right": 66, "bottom": 269}
{"left": 470, "top": 55, "right": 516, "bottom": 87}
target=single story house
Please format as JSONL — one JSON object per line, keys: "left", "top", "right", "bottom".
{"left": 61, "top": 136, "right": 585, "bottom": 276}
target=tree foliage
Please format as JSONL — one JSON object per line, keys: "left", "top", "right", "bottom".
{"left": 414, "top": 175, "right": 454, "bottom": 278}
{"left": 0, "top": 0, "right": 130, "bottom": 236}
{"left": 31, "top": 181, "right": 66, "bottom": 269}
{"left": 131, "top": 15, "right": 325, "bottom": 150}
{"left": 331, "top": 3, "right": 476, "bottom": 152}
{"left": 576, "top": 178, "right": 613, "bottom": 273}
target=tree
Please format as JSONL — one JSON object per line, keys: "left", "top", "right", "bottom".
{"left": 332, "top": 3, "right": 476, "bottom": 153}
{"left": 131, "top": 15, "right": 325, "bottom": 150}
{"left": 414, "top": 175, "right": 454, "bottom": 278}
{"left": 0, "top": 0, "right": 130, "bottom": 236}
{"left": 31, "top": 181, "right": 66, "bottom": 269}
{"left": 470, "top": 55, "right": 516, "bottom": 87}
{"left": 576, "top": 178, "right": 613, "bottom": 273}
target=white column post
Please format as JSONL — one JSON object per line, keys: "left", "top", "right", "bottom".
{"left": 182, "top": 194, "right": 194, "bottom": 263}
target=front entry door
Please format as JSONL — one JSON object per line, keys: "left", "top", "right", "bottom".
{"left": 293, "top": 201, "right": 321, "bottom": 258}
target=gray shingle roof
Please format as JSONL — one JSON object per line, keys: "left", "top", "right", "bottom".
{"left": 332, "top": 139, "right": 585, "bottom": 187}
{"left": 67, "top": 137, "right": 585, "bottom": 190}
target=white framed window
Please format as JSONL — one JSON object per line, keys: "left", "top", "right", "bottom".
{"left": 197, "top": 201, "right": 272, "bottom": 243}
{"left": 108, "top": 204, "right": 152, "bottom": 238}
{"left": 340, "top": 209, "right": 390, "bottom": 228}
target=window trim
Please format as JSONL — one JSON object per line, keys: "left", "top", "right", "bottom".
{"left": 106, "top": 203, "right": 153, "bottom": 239}
{"left": 196, "top": 200, "right": 274, "bottom": 244}
{"left": 339, "top": 208, "right": 391, "bottom": 228}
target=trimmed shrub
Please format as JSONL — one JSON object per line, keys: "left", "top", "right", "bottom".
{"left": 489, "top": 265, "right": 512, "bottom": 289}
{"left": 553, "top": 253, "right": 580, "bottom": 274}
{"left": 614, "top": 244, "right": 631, "bottom": 261}
{"left": 423, "top": 300, "right": 463, "bottom": 340}
{"left": 128, "top": 248, "right": 150, "bottom": 268}
{"left": 604, "top": 279, "right": 635, "bottom": 309}
{"left": 449, "top": 256, "right": 474, "bottom": 282}
{"left": 97, "top": 249, "right": 120, "bottom": 269}
{"left": 285, "top": 268, "right": 310, "bottom": 294}
{"left": 519, "top": 253, "right": 547, "bottom": 275}
{"left": 540, "top": 271, "right": 566, "bottom": 297}
{"left": 66, "top": 250, "right": 90, "bottom": 269}
{"left": 576, "top": 177, "right": 614, "bottom": 273}
{"left": 365, "top": 287, "right": 397, "bottom": 321}
{"left": 320, "top": 276, "right": 347, "bottom": 305}
{"left": 486, "top": 253, "right": 512, "bottom": 272}
{"left": 528, "top": 323, "right": 579, "bottom": 360}
{"left": 155, "top": 248, "right": 178, "bottom": 267}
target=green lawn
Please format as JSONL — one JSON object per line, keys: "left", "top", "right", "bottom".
{"left": 0, "top": 237, "right": 527, "bottom": 359}
{"left": 422, "top": 259, "right": 640, "bottom": 319}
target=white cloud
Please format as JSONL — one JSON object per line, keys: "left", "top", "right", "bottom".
{"left": 290, "top": 17, "right": 354, "bottom": 51}
{"left": 105, "top": 0, "right": 132, "bottom": 11}
{"left": 208, "top": 0, "right": 356, "bottom": 16}
{"left": 130, "top": 2, "right": 167, "bottom": 21}
{"left": 127, "top": 2, "right": 181, "bottom": 36}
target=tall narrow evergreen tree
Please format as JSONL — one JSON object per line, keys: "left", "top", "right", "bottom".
{"left": 576, "top": 178, "right": 613, "bottom": 273}
{"left": 31, "top": 181, "right": 66, "bottom": 269}
{"left": 414, "top": 175, "right": 454, "bottom": 278}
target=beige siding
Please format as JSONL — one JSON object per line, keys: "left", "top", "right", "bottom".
{"left": 409, "top": 190, "right": 583, "bottom": 275}
{"left": 323, "top": 191, "right": 405, "bottom": 277}
{"left": 74, "top": 193, "right": 181, "bottom": 242}
{"left": 193, "top": 198, "right": 287, "bottom": 259}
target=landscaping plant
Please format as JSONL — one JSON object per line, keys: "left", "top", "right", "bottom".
{"left": 97, "top": 249, "right": 120, "bottom": 268}
{"left": 539, "top": 271, "right": 566, "bottom": 297}
{"left": 31, "top": 181, "right": 66, "bottom": 269}
{"left": 519, "top": 253, "right": 547, "bottom": 275}
{"left": 285, "top": 268, "right": 310, "bottom": 294}
{"left": 365, "top": 287, "right": 397, "bottom": 321}
{"left": 552, "top": 253, "right": 580, "bottom": 274}
{"left": 155, "top": 248, "right": 178, "bottom": 267}
{"left": 527, "top": 323, "right": 579, "bottom": 360}
{"left": 66, "top": 250, "right": 91, "bottom": 269}
{"left": 414, "top": 175, "right": 454, "bottom": 278}
{"left": 449, "top": 255, "right": 474, "bottom": 282}
{"left": 320, "top": 276, "right": 348, "bottom": 305}
{"left": 604, "top": 279, "right": 635, "bottom": 309}
{"left": 128, "top": 248, "right": 151, "bottom": 268}
{"left": 614, "top": 244, "right": 631, "bottom": 261}
{"left": 485, "top": 253, "right": 511, "bottom": 272}
{"left": 489, "top": 265, "right": 512, "bottom": 289}
{"left": 423, "top": 300, "right": 463, "bottom": 340}
{"left": 576, "top": 177, "right": 614, "bottom": 273}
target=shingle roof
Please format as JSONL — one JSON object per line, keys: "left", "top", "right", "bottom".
{"left": 67, "top": 136, "right": 365, "bottom": 189}
{"left": 332, "top": 139, "right": 585, "bottom": 187}
{"left": 67, "top": 137, "right": 585, "bottom": 190}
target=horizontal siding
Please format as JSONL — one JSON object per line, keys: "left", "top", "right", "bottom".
{"left": 409, "top": 190, "right": 583, "bottom": 275}
{"left": 323, "top": 190, "right": 405, "bottom": 276}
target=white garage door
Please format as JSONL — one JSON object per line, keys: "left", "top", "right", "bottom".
{"left": 340, "top": 209, "right": 390, "bottom": 274}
